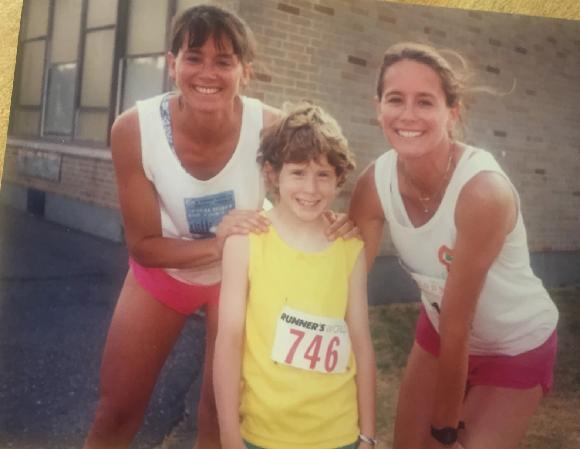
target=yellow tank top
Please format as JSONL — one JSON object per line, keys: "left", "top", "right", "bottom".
{"left": 240, "top": 226, "right": 363, "bottom": 449}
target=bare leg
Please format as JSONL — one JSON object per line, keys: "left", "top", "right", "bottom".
{"left": 459, "top": 385, "right": 542, "bottom": 449}
{"left": 193, "top": 300, "right": 221, "bottom": 449}
{"left": 393, "top": 342, "right": 439, "bottom": 449}
{"left": 84, "top": 271, "right": 187, "bottom": 449}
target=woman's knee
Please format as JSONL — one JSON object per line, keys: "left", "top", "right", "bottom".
{"left": 197, "top": 350, "right": 219, "bottom": 429}
{"left": 393, "top": 343, "right": 439, "bottom": 449}
{"left": 198, "top": 367, "right": 218, "bottom": 418}
{"left": 195, "top": 387, "right": 220, "bottom": 448}
{"left": 93, "top": 392, "right": 148, "bottom": 432}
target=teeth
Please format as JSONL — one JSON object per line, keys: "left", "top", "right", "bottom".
{"left": 397, "top": 130, "right": 423, "bottom": 138}
{"left": 195, "top": 86, "right": 220, "bottom": 94}
{"left": 297, "top": 199, "right": 318, "bottom": 207}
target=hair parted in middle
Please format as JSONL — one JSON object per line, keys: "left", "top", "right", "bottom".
{"left": 257, "top": 102, "right": 356, "bottom": 190}
{"left": 376, "top": 42, "right": 472, "bottom": 140}
{"left": 170, "top": 4, "right": 256, "bottom": 63}
{"left": 376, "top": 42, "right": 470, "bottom": 107}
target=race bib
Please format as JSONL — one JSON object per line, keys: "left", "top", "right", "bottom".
{"left": 271, "top": 306, "right": 351, "bottom": 374}
{"left": 410, "top": 272, "right": 446, "bottom": 325}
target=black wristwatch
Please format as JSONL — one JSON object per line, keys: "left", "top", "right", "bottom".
{"left": 430, "top": 426, "right": 458, "bottom": 445}
{"left": 430, "top": 421, "right": 465, "bottom": 446}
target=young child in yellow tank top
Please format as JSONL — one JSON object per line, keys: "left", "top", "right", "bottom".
{"left": 213, "top": 103, "right": 377, "bottom": 449}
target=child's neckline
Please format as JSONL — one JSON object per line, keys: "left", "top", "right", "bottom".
{"left": 265, "top": 210, "right": 335, "bottom": 255}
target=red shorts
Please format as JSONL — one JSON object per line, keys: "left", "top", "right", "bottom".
{"left": 129, "top": 257, "right": 220, "bottom": 315}
{"left": 415, "top": 307, "right": 557, "bottom": 394}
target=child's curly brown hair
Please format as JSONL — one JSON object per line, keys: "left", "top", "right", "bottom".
{"left": 257, "top": 102, "right": 356, "bottom": 192}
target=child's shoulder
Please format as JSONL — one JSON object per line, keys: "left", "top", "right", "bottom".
{"left": 339, "top": 236, "right": 364, "bottom": 255}
{"left": 331, "top": 237, "right": 364, "bottom": 274}
{"left": 245, "top": 226, "right": 275, "bottom": 261}
{"left": 223, "top": 234, "right": 250, "bottom": 256}
{"left": 247, "top": 225, "right": 274, "bottom": 244}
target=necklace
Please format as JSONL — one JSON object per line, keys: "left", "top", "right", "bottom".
{"left": 401, "top": 145, "right": 456, "bottom": 214}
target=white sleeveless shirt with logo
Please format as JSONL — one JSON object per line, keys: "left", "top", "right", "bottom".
{"left": 137, "top": 94, "right": 265, "bottom": 285}
{"left": 374, "top": 145, "right": 558, "bottom": 356}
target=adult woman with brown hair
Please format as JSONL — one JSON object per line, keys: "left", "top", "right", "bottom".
{"left": 84, "top": 5, "right": 349, "bottom": 449}
{"left": 350, "top": 42, "right": 558, "bottom": 449}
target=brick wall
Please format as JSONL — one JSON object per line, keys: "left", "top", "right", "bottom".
{"left": 240, "top": 0, "right": 580, "bottom": 252}
{"left": 6, "top": 0, "right": 580, "bottom": 253}
{"left": 3, "top": 145, "right": 118, "bottom": 210}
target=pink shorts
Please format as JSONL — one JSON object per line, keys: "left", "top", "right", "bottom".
{"left": 415, "top": 307, "right": 557, "bottom": 394}
{"left": 129, "top": 257, "right": 220, "bottom": 315}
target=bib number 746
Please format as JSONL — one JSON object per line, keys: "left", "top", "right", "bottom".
{"left": 271, "top": 306, "right": 351, "bottom": 374}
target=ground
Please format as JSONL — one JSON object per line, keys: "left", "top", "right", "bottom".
{"left": 370, "top": 285, "right": 580, "bottom": 449}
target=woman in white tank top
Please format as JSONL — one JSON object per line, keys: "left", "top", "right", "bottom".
{"left": 84, "top": 6, "right": 353, "bottom": 449}
{"left": 82, "top": 7, "right": 276, "bottom": 449}
{"left": 350, "top": 42, "right": 557, "bottom": 449}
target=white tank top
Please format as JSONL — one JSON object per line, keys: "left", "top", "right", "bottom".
{"left": 137, "top": 94, "right": 265, "bottom": 285}
{"left": 374, "top": 145, "right": 558, "bottom": 355}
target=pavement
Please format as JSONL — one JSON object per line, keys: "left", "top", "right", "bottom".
{"left": 0, "top": 205, "right": 204, "bottom": 449}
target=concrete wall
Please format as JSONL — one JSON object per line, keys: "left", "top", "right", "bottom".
{"left": 0, "top": 182, "right": 124, "bottom": 242}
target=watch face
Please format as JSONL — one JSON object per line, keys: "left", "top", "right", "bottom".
{"left": 431, "top": 426, "right": 458, "bottom": 445}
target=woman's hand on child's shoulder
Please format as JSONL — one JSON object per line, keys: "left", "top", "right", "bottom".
{"left": 216, "top": 209, "right": 270, "bottom": 251}
{"left": 323, "top": 210, "right": 360, "bottom": 241}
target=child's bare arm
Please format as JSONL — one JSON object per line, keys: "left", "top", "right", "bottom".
{"left": 213, "top": 235, "right": 250, "bottom": 449}
{"left": 346, "top": 251, "right": 377, "bottom": 446}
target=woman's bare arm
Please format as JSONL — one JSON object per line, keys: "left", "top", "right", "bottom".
{"left": 111, "top": 109, "right": 267, "bottom": 268}
{"left": 429, "top": 172, "right": 517, "bottom": 446}
{"left": 349, "top": 163, "right": 386, "bottom": 270}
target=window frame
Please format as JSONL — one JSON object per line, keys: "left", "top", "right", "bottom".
{"left": 10, "top": 0, "right": 53, "bottom": 137}
{"left": 43, "top": 61, "right": 78, "bottom": 136}
{"left": 115, "top": 0, "right": 175, "bottom": 117}
{"left": 9, "top": 0, "right": 188, "bottom": 148}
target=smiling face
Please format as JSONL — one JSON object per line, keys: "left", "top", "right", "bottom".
{"left": 272, "top": 156, "right": 339, "bottom": 224}
{"left": 167, "top": 34, "right": 250, "bottom": 112}
{"left": 377, "top": 59, "right": 458, "bottom": 159}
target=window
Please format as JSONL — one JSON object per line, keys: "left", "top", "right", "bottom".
{"left": 119, "top": 0, "right": 169, "bottom": 112}
{"left": 44, "top": 63, "right": 77, "bottom": 135}
{"left": 44, "top": 0, "right": 81, "bottom": 135}
{"left": 10, "top": 0, "right": 212, "bottom": 145}
{"left": 10, "top": 0, "right": 119, "bottom": 144}
{"left": 77, "top": 27, "right": 116, "bottom": 141}
{"left": 86, "top": 0, "right": 117, "bottom": 28}
{"left": 121, "top": 56, "right": 166, "bottom": 112}
{"left": 76, "top": 0, "right": 118, "bottom": 142}
{"left": 11, "top": 0, "right": 50, "bottom": 136}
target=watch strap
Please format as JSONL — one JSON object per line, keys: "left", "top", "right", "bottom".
{"left": 430, "top": 421, "right": 465, "bottom": 446}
